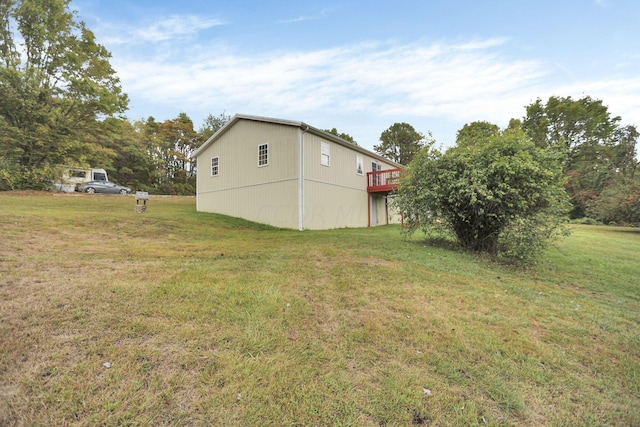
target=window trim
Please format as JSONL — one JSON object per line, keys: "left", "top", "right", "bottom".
{"left": 356, "top": 155, "right": 364, "bottom": 175}
{"left": 211, "top": 156, "right": 219, "bottom": 177}
{"left": 258, "top": 143, "right": 269, "bottom": 167}
{"left": 321, "top": 141, "right": 330, "bottom": 166}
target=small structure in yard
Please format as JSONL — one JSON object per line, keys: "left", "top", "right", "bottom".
{"left": 135, "top": 191, "right": 149, "bottom": 213}
{"left": 192, "top": 114, "right": 403, "bottom": 230}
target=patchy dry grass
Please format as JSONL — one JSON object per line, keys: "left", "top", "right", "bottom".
{"left": 1, "top": 192, "right": 639, "bottom": 426}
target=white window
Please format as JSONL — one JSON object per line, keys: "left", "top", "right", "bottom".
{"left": 371, "top": 161, "right": 381, "bottom": 185}
{"left": 356, "top": 156, "right": 363, "bottom": 175}
{"left": 258, "top": 143, "right": 269, "bottom": 167}
{"left": 321, "top": 141, "right": 330, "bottom": 166}
{"left": 211, "top": 156, "right": 219, "bottom": 176}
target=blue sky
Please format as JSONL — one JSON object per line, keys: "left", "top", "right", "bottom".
{"left": 74, "top": 0, "right": 640, "bottom": 150}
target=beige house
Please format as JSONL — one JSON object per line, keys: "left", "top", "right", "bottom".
{"left": 192, "top": 114, "right": 403, "bottom": 230}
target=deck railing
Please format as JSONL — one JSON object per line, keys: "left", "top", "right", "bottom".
{"left": 367, "top": 168, "right": 403, "bottom": 193}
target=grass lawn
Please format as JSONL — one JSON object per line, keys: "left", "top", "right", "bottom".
{"left": 1, "top": 192, "right": 638, "bottom": 426}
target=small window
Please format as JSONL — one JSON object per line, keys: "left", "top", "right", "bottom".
{"left": 258, "top": 143, "right": 269, "bottom": 167}
{"left": 356, "top": 156, "right": 363, "bottom": 175}
{"left": 321, "top": 142, "right": 330, "bottom": 166}
{"left": 211, "top": 156, "right": 219, "bottom": 176}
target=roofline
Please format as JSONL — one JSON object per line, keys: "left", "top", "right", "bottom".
{"left": 191, "top": 113, "right": 403, "bottom": 168}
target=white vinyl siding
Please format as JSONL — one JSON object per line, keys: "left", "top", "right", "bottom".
{"left": 258, "top": 143, "right": 269, "bottom": 167}
{"left": 196, "top": 119, "right": 299, "bottom": 228}
{"left": 321, "top": 141, "right": 330, "bottom": 166}
{"left": 211, "top": 156, "right": 219, "bottom": 176}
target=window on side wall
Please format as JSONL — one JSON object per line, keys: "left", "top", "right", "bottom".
{"left": 356, "top": 156, "right": 363, "bottom": 175}
{"left": 258, "top": 143, "right": 269, "bottom": 167}
{"left": 211, "top": 156, "right": 219, "bottom": 176}
{"left": 321, "top": 141, "right": 330, "bottom": 166}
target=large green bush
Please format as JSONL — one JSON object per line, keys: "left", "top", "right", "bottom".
{"left": 394, "top": 129, "right": 571, "bottom": 262}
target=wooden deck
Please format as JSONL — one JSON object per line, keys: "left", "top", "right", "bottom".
{"left": 367, "top": 168, "right": 402, "bottom": 193}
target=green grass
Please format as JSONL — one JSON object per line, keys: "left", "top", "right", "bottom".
{"left": 1, "top": 192, "right": 639, "bottom": 426}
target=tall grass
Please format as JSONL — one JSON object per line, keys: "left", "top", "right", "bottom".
{"left": 1, "top": 192, "right": 638, "bottom": 426}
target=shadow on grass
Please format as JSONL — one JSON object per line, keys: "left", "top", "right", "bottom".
{"left": 417, "top": 235, "right": 461, "bottom": 252}
{"left": 408, "top": 232, "right": 538, "bottom": 269}
{"left": 606, "top": 227, "right": 640, "bottom": 235}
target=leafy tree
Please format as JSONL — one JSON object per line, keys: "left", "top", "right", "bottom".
{"left": 393, "top": 128, "right": 571, "bottom": 262}
{"left": 98, "top": 118, "right": 156, "bottom": 192}
{"left": 0, "top": 0, "right": 128, "bottom": 189}
{"left": 137, "top": 116, "right": 168, "bottom": 191}
{"left": 611, "top": 125, "right": 639, "bottom": 179}
{"left": 588, "top": 177, "right": 640, "bottom": 225}
{"left": 456, "top": 121, "right": 500, "bottom": 147}
{"left": 521, "top": 96, "right": 637, "bottom": 218}
{"left": 153, "top": 113, "right": 202, "bottom": 194}
{"left": 522, "top": 96, "right": 619, "bottom": 158}
{"left": 507, "top": 118, "right": 523, "bottom": 131}
{"left": 107, "top": 114, "right": 204, "bottom": 195}
{"left": 324, "top": 128, "right": 357, "bottom": 145}
{"left": 375, "top": 123, "right": 429, "bottom": 165}
{"left": 199, "top": 111, "right": 231, "bottom": 141}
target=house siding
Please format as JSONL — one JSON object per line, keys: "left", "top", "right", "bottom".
{"left": 302, "top": 132, "right": 369, "bottom": 229}
{"left": 197, "top": 181, "right": 299, "bottom": 228}
{"left": 303, "top": 180, "right": 369, "bottom": 229}
{"left": 196, "top": 120, "right": 300, "bottom": 228}
{"left": 301, "top": 132, "right": 401, "bottom": 229}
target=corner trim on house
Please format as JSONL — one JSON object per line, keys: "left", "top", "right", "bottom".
{"left": 297, "top": 127, "right": 306, "bottom": 231}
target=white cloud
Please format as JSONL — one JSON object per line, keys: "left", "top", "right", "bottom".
{"left": 108, "top": 35, "right": 640, "bottom": 146}
{"left": 101, "top": 15, "right": 225, "bottom": 45}
{"left": 137, "top": 15, "right": 225, "bottom": 42}
{"left": 278, "top": 16, "right": 313, "bottom": 24}
{"left": 114, "top": 39, "right": 549, "bottom": 120}
{"left": 278, "top": 8, "right": 335, "bottom": 24}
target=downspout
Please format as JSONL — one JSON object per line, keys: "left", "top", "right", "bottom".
{"left": 194, "top": 159, "right": 199, "bottom": 212}
{"left": 385, "top": 195, "right": 389, "bottom": 225}
{"left": 297, "top": 125, "right": 309, "bottom": 231}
